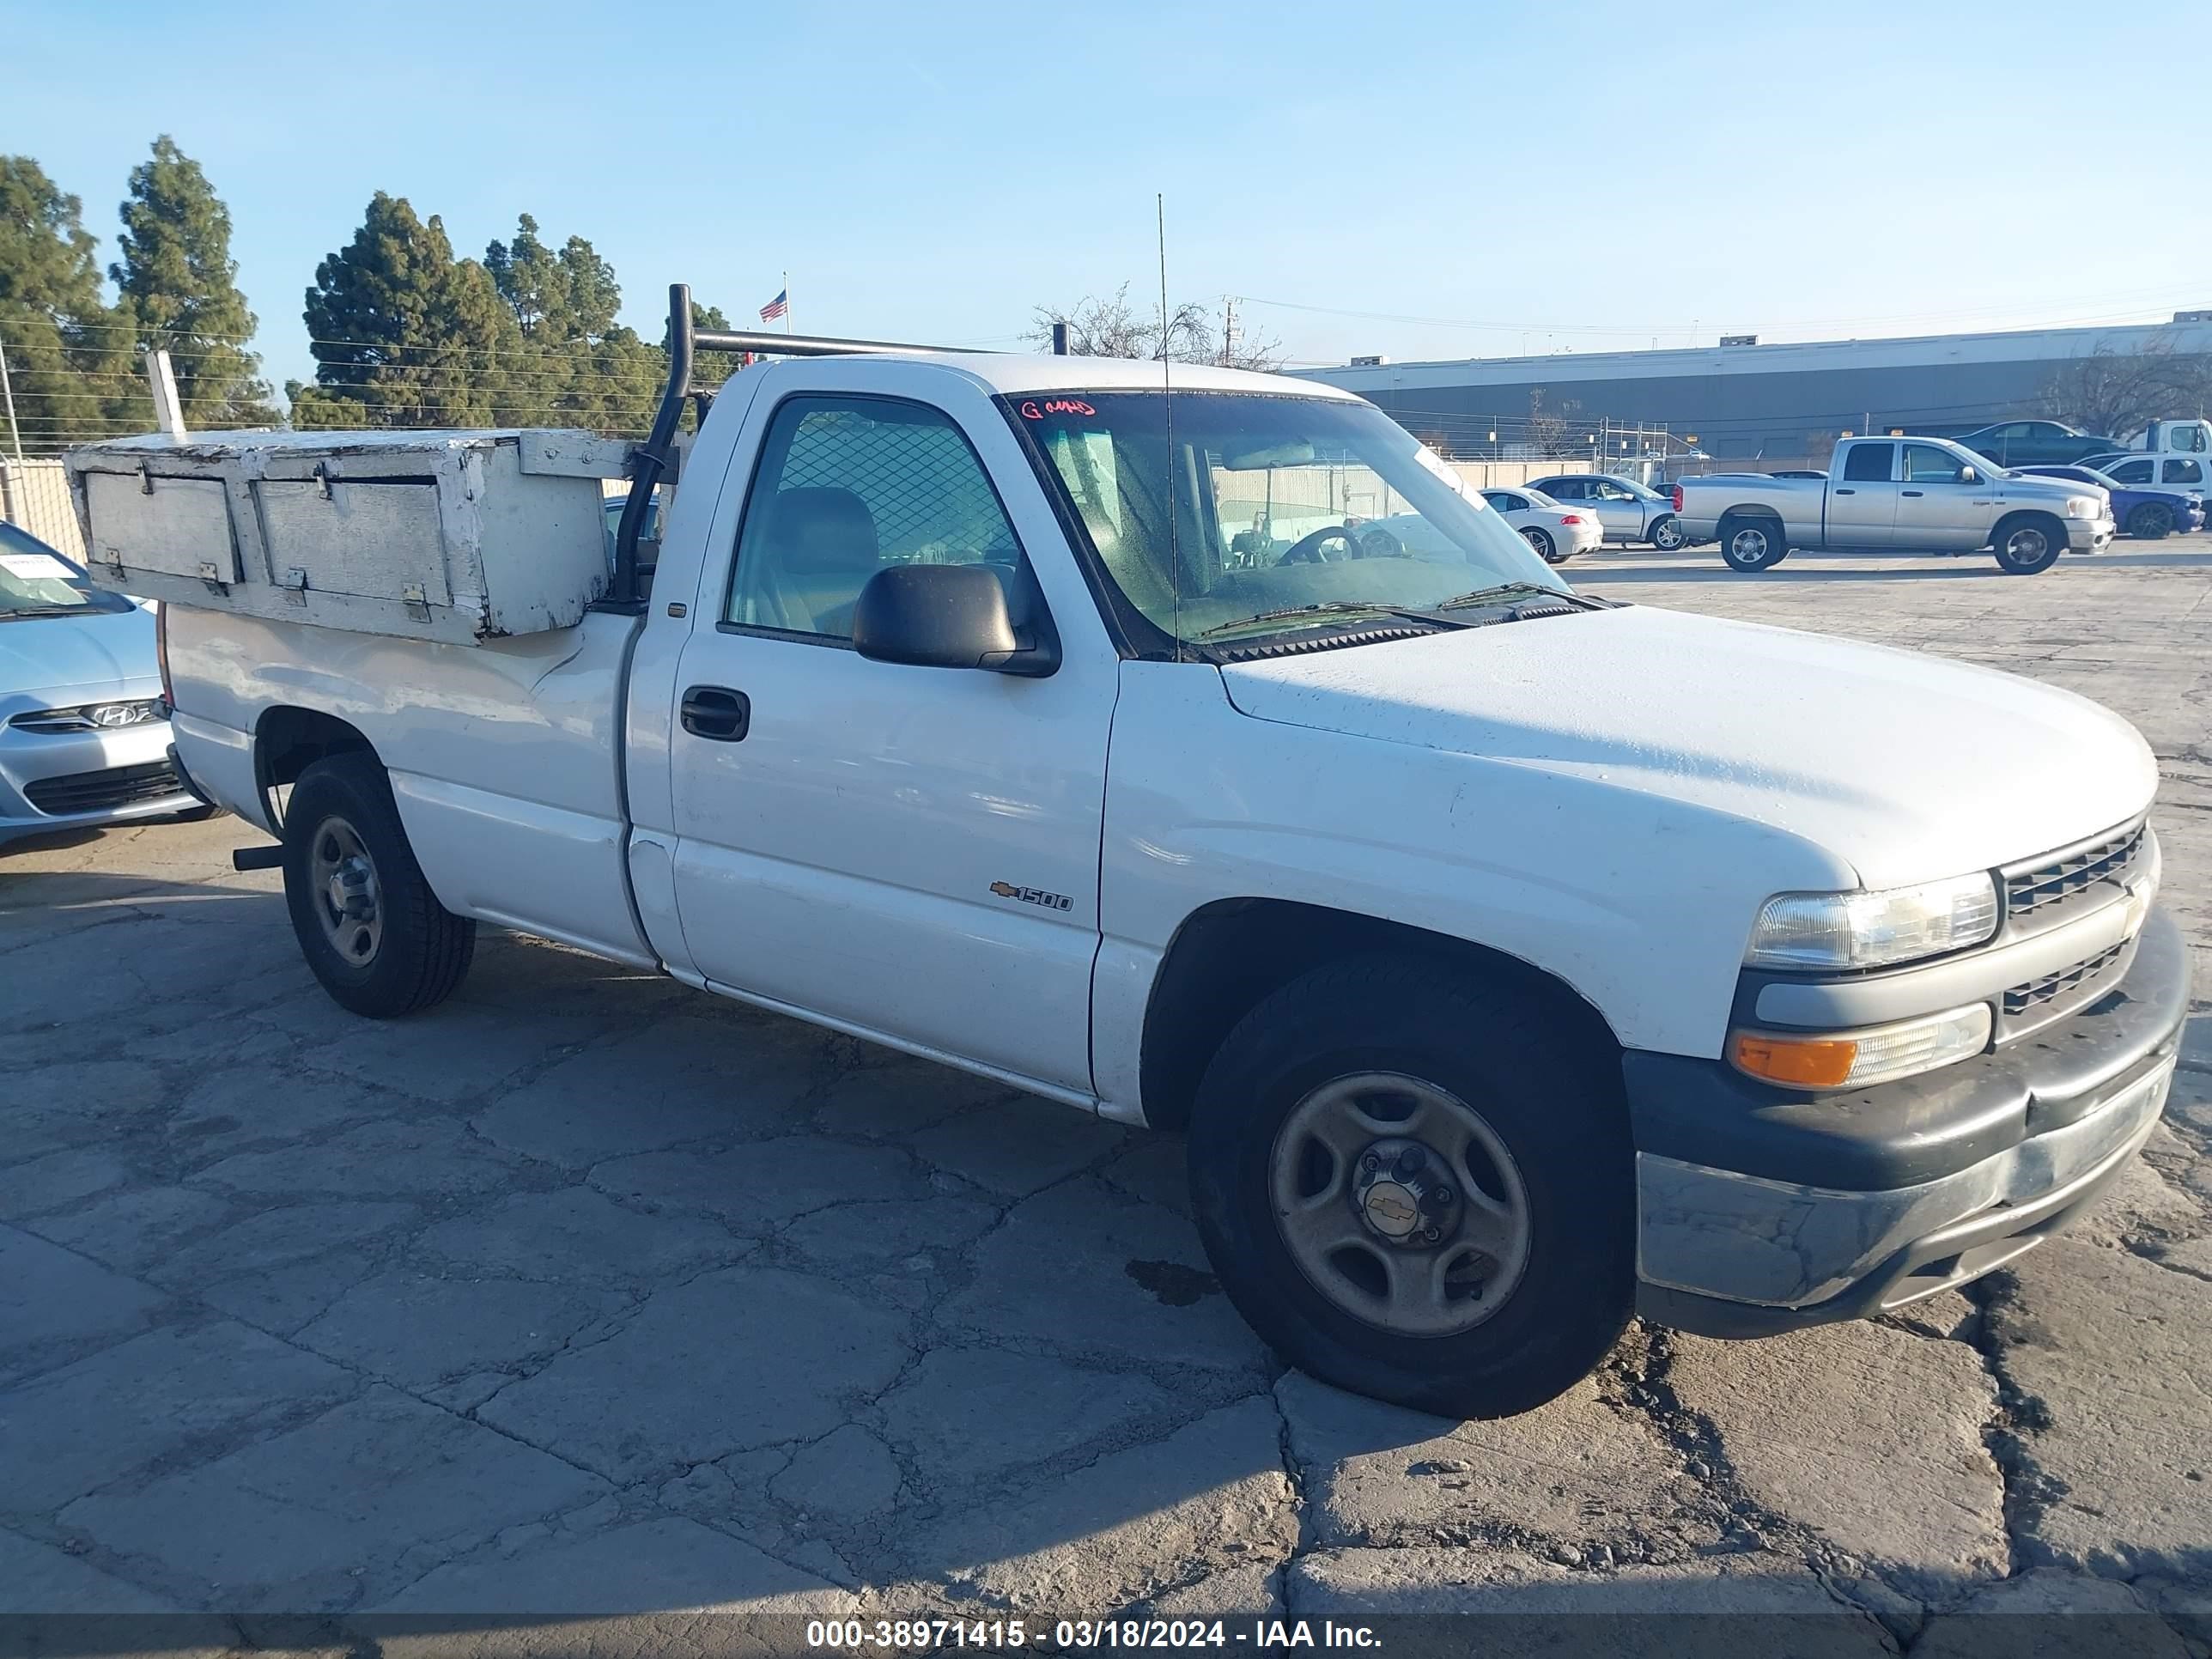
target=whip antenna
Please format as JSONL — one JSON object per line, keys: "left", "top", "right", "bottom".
{"left": 1158, "top": 193, "right": 1182, "bottom": 659}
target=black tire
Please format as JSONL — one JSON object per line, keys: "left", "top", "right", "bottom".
{"left": 1187, "top": 954, "right": 1634, "bottom": 1419}
{"left": 1717, "top": 516, "right": 1788, "bottom": 572}
{"left": 1991, "top": 514, "right": 2065, "bottom": 575}
{"left": 1521, "top": 526, "right": 1565, "bottom": 564}
{"left": 282, "top": 752, "right": 475, "bottom": 1018}
{"left": 1650, "top": 514, "right": 1686, "bottom": 551}
{"left": 2126, "top": 501, "right": 2174, "bottom": 540}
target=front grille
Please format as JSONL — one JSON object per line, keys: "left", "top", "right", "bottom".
{"left": 24, "top": 760, "right": 183, "bottom": 816}
{"left": 9, "top": 699, "right": 162, "bottom": 735}
{"left": 2002, "top": 939, "right": 2130, "bottom": 1024}
{"left": 2005, "top": 822, "right": 2144, "bottom": 921}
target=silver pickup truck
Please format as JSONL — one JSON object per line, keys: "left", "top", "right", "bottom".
{"left": 1674, "top": 436, "right": 2116, "bottom": 574}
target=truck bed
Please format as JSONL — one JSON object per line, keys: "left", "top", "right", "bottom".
{"left": 167, "top": 605, "right": 656, "bottom": 967}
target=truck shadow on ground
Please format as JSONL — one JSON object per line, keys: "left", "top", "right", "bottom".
{"left": 3, "top": 871, "right": 2208, "bottom": 1649}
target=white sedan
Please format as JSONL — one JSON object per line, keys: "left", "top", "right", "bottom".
{"left": 1477, "top": 488, "right": 1606, "bottom": 565}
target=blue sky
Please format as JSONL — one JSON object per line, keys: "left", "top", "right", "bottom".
{"left": 9, "top": 0, "right": 2209, "bottom": 399}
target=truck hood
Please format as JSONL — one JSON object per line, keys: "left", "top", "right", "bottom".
{"left": 0, "top": 606, "right": 158, "bottom": 698}
{"left": 1218, "top": 605, "right": 2158, "bottom": 889}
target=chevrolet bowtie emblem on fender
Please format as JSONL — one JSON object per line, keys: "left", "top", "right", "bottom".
{"left": 989, "top": 881, "right": 1073, "bottom": 912}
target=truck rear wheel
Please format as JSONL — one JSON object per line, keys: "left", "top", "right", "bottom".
{"left": 1186, "top": 954, "right": 1634, "bottom": 1419}
{"left": 282, "top": 753, "right": 475, "bottom": 1018}
{"left": 1992, "top": 514, "right": 2065, "bottom": 575}
{"left": 1717, "top": 517, "right": 1787, "bottom": 572}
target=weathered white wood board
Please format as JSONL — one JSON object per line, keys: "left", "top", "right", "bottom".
{"left": 65, "top": 428, "right": 633, "bottom": 644}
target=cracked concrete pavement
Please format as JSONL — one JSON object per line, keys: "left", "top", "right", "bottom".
{"left": 3, "top": 539, "right": 2209, "bottom": 1653}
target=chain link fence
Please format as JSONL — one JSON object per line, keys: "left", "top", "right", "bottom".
{"left": 0, "top": 459, "right": 85, "bottom": 559}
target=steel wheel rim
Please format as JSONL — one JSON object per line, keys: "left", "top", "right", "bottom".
{"left": 2142, "top": 506, "right": 2170, "bottom": 534}
{"left": 309, "top": 813, "right": 382, "bottom": 965}
{"left": 1730, "top": 528, "right": 1766, "bottom": 563}
{"left": 2007, "top": 526, "right": 2049, "bottom": 560}
{"left": 1656, "top": 520, "right": 1682, "bottom": 548}
{"left": 1268, "top": 1071, "right": 1533, "bottom": 1337}
{"left": 1522, "top": 528, "right": 1549, "bottom": 557}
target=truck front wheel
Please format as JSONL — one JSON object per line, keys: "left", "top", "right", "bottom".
{"left": 1717, "top": 517, "right": 1787, "bottom": 572}
{"left": 1992, "top": 514, "right": 2065, "bottom": 574}
{"left": 1187, "top": 955, "right": 1634, "bottom": 1419}
{"left": 282, "top": 753, "right": 475, "bottom": 1018}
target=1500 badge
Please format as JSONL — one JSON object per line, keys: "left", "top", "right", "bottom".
{"left": 990, "top": 881, "right": 1073, "bottom": 912}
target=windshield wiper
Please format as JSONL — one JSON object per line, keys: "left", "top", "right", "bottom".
{"left": 1194, "top": 601, "right": 1454, "bottom": 641}
{"left": 1433, "top": 581, "right": 1598, "bottom": 615}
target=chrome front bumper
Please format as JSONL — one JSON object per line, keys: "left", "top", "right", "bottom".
{"left": 2067, "top": 514, "right": 2117, "bottom": 551}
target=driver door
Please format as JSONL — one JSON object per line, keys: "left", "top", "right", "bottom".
{"left": 1586, "top": 480, "right": 1642, "bottom": 541}
{"left": 665, "top": 372, "right": 1118, "bottom": 1096}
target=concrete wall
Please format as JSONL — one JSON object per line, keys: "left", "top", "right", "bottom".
{"left": 0, "top": 459, "right": 85, "bottom": 560}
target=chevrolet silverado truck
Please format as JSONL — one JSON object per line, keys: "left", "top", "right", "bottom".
{"left": 1674, "top": 434, "right": 2116, "bottom": 573}
{"left": 73, "top": 288, "right": 2186, "bottom": 1419}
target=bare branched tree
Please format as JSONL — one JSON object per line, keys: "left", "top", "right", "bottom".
{"left": 1027, "top": 284, "right": 1284, "bottom": 370}
{"left": 2039, "top": 331, "right": 2212, "bottom": 439}
{"left": 1524, "top": 387, "right": 1583, "bottom": 458}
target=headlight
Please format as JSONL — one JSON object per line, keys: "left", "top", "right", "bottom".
{"left": 1731, "top": 1004, "right": 1992, "bottom": 1090}
{"left": 2063, "top": 496, "right": 2102, "bottom": 519}
{"left": 1746, "top": 872, "right": 1998, "bottom": 971}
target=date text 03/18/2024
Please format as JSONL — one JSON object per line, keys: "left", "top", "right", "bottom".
{"left": 802, "top": 1619, "right": 1382, "bottom": 1649}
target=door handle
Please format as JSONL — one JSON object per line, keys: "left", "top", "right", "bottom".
{"left": 680, "top": 685, "right": 750, "bottom": 741}
{"left": 1901, "top": 489, "right": 1925, "bottom": 497}
{"left": 1835, "top": 488, "right": 1856, "bottom": 495}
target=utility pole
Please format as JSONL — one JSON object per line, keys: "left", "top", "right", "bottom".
{"left": 0, "top": 328, "right": 21, "bottom": 460}
{"left": 1222, "top": 295, "right": 1236, "bottom": 368}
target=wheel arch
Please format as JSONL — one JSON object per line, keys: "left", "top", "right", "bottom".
{"left": 254, "top": 705, "right": 378, "bottom": 830}
{"left": 1988, "top": 506, "right": 2067, "bottom": 550}
{"left": 1136, "top": 896, "right": 1625, "bottom": 1133}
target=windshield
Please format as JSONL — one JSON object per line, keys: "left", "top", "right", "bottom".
{"left": 1012, "top": 391, "right": 1564, "bottom": 647}
{"left": 0, "top": 525, "right": 133, "bottom": 619}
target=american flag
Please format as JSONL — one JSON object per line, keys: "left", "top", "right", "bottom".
{"left": 759, "top": 289, "right": 787, "bottom": 322}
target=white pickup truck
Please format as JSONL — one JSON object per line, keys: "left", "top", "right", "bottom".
{"left": 78, "top": 289, "right": 2187, "bottom": 1420}
{"left": 1674, "top": 435, "right": 2116, "bottom": 574}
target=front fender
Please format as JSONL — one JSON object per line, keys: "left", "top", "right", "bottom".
{"left": 1096, "top": 661, "right": 1855, "bottom": 1089}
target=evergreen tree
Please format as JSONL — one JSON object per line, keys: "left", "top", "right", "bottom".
{"left": 0, "top": 155, "right": 140, "bottom": 451}
{"left": 111, "top": 137, "right": 275, "bottom": 428}
{"left": 296, "top": 192, "right": 521, "bottom": 428}
{"left": 484, "top": 214, "right": 658, "bottom": 428}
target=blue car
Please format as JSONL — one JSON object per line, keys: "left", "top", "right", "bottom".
{"left": 2013, "top": 463, "right": 2205, "bottom": 540}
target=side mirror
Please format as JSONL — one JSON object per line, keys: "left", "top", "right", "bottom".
{"left": 1958, "top": 466, "right": 1980, "bottom": 485}
{"left": 852, "top": 563, "right": 1060, "bottom": 678}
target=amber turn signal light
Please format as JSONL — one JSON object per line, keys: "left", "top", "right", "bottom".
{"left": 1730, "top": 1031, "right": 1859, "bottom": 1089}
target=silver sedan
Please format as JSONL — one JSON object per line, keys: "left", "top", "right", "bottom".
{"left": 2, "top": 524, "right": 202, "bottom": 847}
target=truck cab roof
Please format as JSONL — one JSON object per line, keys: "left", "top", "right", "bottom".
{"left": 754, "top": 351, "right": 1363, "bottom": 402}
